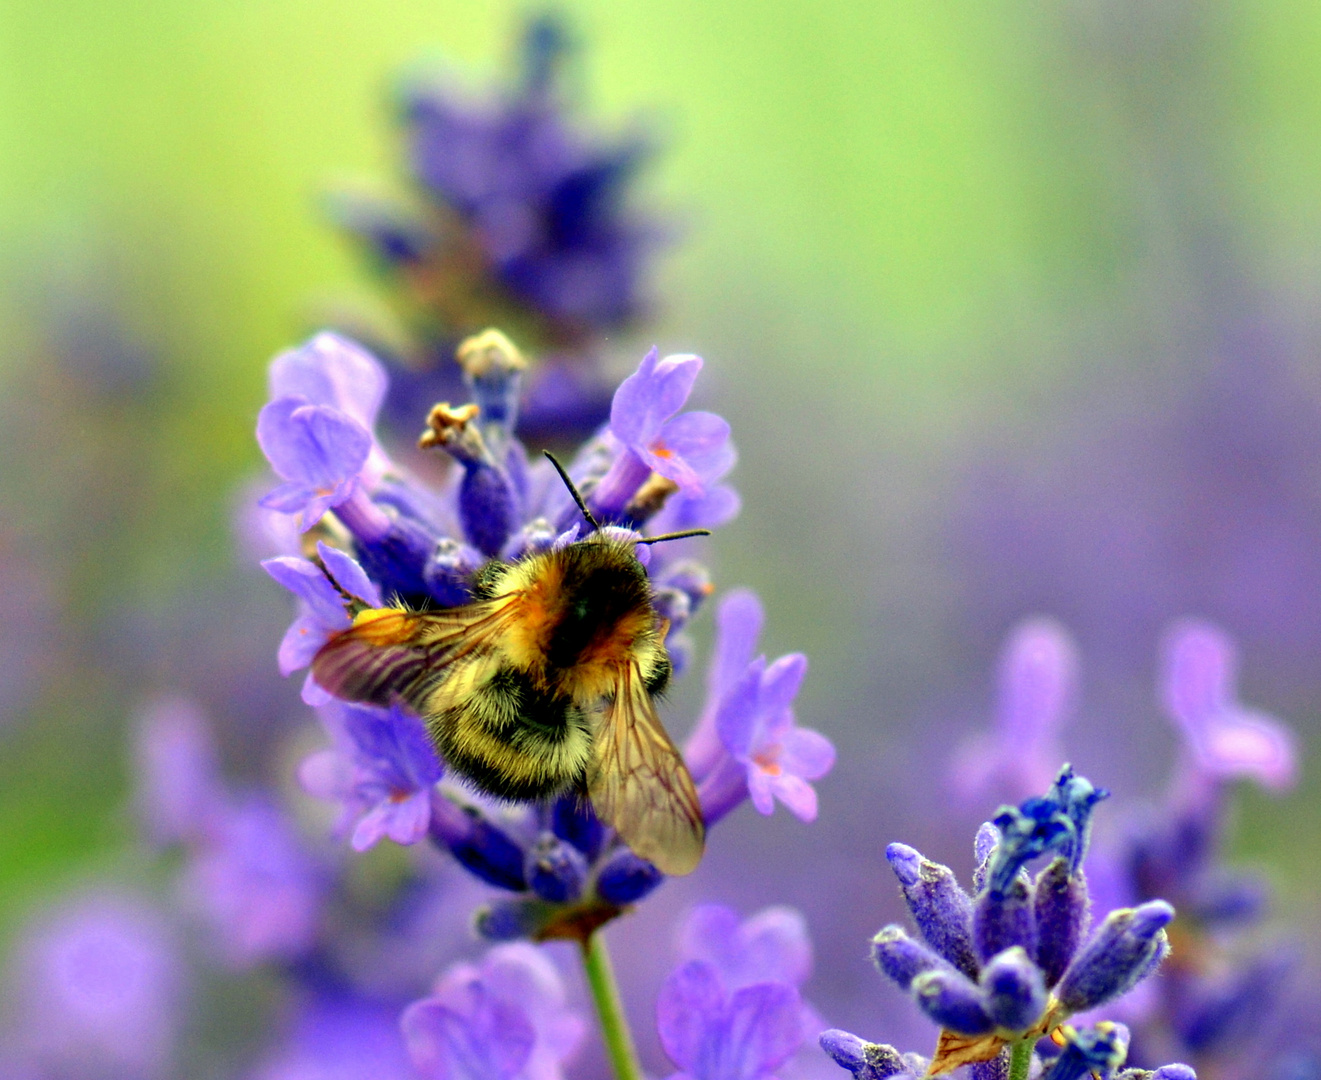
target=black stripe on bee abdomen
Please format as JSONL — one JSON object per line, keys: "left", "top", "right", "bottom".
{"left": 433, "top": 665, "right": 593, "bottom": 802}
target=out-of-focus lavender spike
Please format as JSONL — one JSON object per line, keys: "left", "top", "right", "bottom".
{"left": 523, "top": 832, "right": 588, "bottom": 904}
{"left": 428, "top": 792, "right": 528, "bottom": 893}
{"left": 594, "top": 848, "right": 664, "bottom": 905}
{"left": 1043, "top": 1023, "right": 1130, "bottom": 1080}
{"left": 885, "top": 843, "right": 980, "bottom": 979}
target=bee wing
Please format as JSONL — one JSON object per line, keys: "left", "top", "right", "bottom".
{"left": 311, "top": 600, "right": 515, "bottom": 712}
{"left": 588, "top": 662, "right": 706, "bottom": 876}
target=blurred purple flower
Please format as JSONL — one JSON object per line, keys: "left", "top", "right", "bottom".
{"left": 268, "top": 332, "right": 389, "bottom": 435}
{"left": 133, "top": 694, "right": 225, "bottom": 846}
{"left": 401, "top": 942, "right": 585, "bottom": 1080}
{"left": 251, "top": 993, "right": 415, "bottom": 1080}
{"left": 3, "top": 893, "right": 185, "bottom": 1078}
{"left": 299, "top": 700, "right": 443, "bottom": 851}
{"left": 1160, "top": 619, "right": 1297, "bottom": 791}
{"left": 687, "top": 590, "right": 833, "bottom": 826}
{"left": 657, "top": 959, "right": 804, "bottom": 1080}
{"left": 180, "top": 794, "right": 326, "bottom": 968}
{"left": 678, "top": 905, "right": 813, "bottom": 992}
{"left": 951, "top": 617, "right": 1077, "bottom": 804}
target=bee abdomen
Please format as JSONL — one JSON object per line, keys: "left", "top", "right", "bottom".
{"left": 433, "top": 665, "right": 593, "bottom": 802}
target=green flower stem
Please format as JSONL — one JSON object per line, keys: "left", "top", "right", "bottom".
{"left": 1008, "top": 1038, "right": 1034, "bottom": 1080}
{"left": 581, "top": 930, "right": 644, "bottom": 1080}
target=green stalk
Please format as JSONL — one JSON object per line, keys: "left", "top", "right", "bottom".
{"left": 581, "top": 930, "right": 644, "bottom": 1080}
{"left": 1008, "top": 1038, "right": 1034, "bottom": 1080}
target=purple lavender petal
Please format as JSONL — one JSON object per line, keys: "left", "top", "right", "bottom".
{"left": 999, "top": 617, "right": 1077, "bottom": 745}
{"left": 709, "top": 590, "right": 765, "bottom": 704}
{"left": 257, "top": 400, "right": 371, "bottom": 501}
{"left": 641, "top": 410, "right": 734, "bottom": 493}
{"left": 722, "top": 981, "right": 804, "bottom": 1076}
{"left": 474, "top": 943, "right": 587, "bottom": 1074}
{"left": 778, "top": 728, "right": 836, "bottom": 780}
{"left": 249, "top": 994, "right": 415, "bottom": 1080}
{"left": 678, "top": 905, "right": 813, "bottom": 990}
{"left": 610, "top": 349, "right": 702, "bottom": 446}
{"left": 714, "top": 660, "right": 766, "bottom": 758}
{"left": 401, "top": 988, "right": 534, "bottom": 1080}
{"left": 1162, "top": 620, "right": 1234, "bottom": 726}
{"left": 262, "top": 557, "right": 350, "bottom": 627}
{"left": 657, "top": 960, "right": 726, "bottom": 1072}
{"left": 350, "top": 789, "right": 432, "bottom": 851}
{"left": 268, "top": 332, "right": 388, "bottom": 429}
{"left": 759, "top": 653, "right": 809, "bottom": 716}
{"left": 317, "top": 541, "right": 382, "bottom": 606}
{"left": 1196, "top": 708, "right": 1297, "bottom": 790}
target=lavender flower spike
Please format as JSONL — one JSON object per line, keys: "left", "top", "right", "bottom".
{"left": 1055, "top": 901, "right": 1175, "bottom": 1013}
{"left": 1161, "top": 619, "right": 1297, "bottom": 790}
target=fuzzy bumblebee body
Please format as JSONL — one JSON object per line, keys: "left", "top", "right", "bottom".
{"left": 312, "top": 533, "right": 704, "bottom": 875}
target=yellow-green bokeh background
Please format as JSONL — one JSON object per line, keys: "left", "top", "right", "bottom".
{"left": 3, "top": 0, "right": 1321, "bottom": 1061}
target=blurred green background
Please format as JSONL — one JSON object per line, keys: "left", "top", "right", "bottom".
{"left": 3, "top": 0, "right": 1321, "bottom": 1050}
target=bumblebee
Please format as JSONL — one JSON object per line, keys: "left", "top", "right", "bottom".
{"left": 311, "top": 457, "right": 708, "bottom": 876}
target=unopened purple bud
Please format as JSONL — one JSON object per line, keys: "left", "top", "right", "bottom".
{"left": 886, "top": 844, "right": 979, "bottom": 979}
{"left": 975, "top": 876, "right": 1036, "bottom": 963}
{"left": 551, "top": 796, "right": 604, "bottom": 862}
{"left": 911, "top": 969, "right": 994, "bottom": 1035}
{"left": 1175, "top": 948, "right": 1292, "bottom": 1053}
{"left": 473, "top": 898, "right": 548, "bottom": 942}
{"left": 818, "top": 1029, "right": 912, "bottom": 1079}
{"left": 981, "top": 947, "right": 1048, "bottom": 1032}
{"left": 1056, "top": 901, "right": 1174, "bottom": 1013}
{"left": 594, "top": 848, "right": 664, "bottom": 905}
{"left": 1193, "top": 874, "right": 1269, "bottom": 927}
{"left": 524, "top": 832, "right": 588, "bottom": 904}
{"left": 1033, "top": 857, "right": 1090, "bottom": 987}
{"left": 460, "top": 461, "right": 520, "bottom": 557}
{"left": 1043, "top": 1023, "right": 1129, "bottom": 1080}
{"left": 871, "top": 925, "right": 957, "bottom": 990}
{"left": 1152, "top": 1067, "right": 1197, "bottom": 1080}
{"left": 428, "top": 794, "right": 527, "bottom": 892}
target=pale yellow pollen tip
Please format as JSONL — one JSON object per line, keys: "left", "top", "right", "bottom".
{"left": 456, "top": 328, "right": 526, "bottom": 377}
{"left": 418, "top": 402, "right": 481, "bottom": 450}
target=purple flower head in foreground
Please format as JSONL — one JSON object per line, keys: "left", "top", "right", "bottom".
{"left": 678, "top": 905, "right": 814, "bottom": 992}
{"left": 299, "top": 699, "right": 443, "bottom": 851}
{"left": 401, "top": 942, "right": 586, "bottom": 1080}
{"left": 179, "top": 793, "right": 327, "bottom": 968}
{"left": 657, "top": 958, "right": 804, "bottom": 1080}
{"left": 1160, "top": 619, "right": 1297, "bottom": 791}
{"left": 848, "top": 767, "right": 1172, "bottom": 1075}
{"left": 686, "top": 589, "right": 834, "bottom": 827}
{"left": 253, "top": 328, "right": 821, "bottom": 938}
{"left": 2, "top": 893, "right": 185, "bottom": 1078}
{"left": 952, "top": 617, "right": 1077, "bottom": 805}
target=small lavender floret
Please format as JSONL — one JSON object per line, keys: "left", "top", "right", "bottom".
{"left": 1043, "top": 1023, "right": 1130, "bottom": 1080}
{"left": 594, "top": 848, "right": 663, "bottom": 905}
{"left": 428, "top": 794, "right": 528, "bottom": 892}
{"left": 987, "top": 765, "right": 1108, "bottom": 894}
{"left": 523, "top": 832, "right": 588, "bottom": 904}
{"left": 974, "top": 875, "right": 1036, "bottom": 963}
{"left": 1174, "top": 947, "right": 1293, "bottom": 1053}
{"left": 885, "top": 843, "right": 979, "bottom": 979}
{"left": 871, "top": 924, "right": 958, "bottom": 989}
{"left": 1151, "top": 1068, "right": 1198, "bottom": 1080}
{"left": 819, "top": 1030, "right": 914, "bottom": 1079}
{"left": 981, "top": 947, "right": 1048, "bottom": 1032}
{"left": 1056, "top": 901, "right": 1174, "bottom": 1013}
{"left": 1034, "top": 855, "right": 1090, "bottom": 987}
{"left": 473, "top": 899, "right": 549, "bottom": 943}
{"left": 911, "top": 968, "right": 994, "bottom": 1035}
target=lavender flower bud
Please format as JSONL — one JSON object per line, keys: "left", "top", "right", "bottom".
{"left": 972, "top": 822, "right": 999, "bottom": 893}
{"left": 980, "top": 947, "right": 1048, "bottom": 1032}
{"left": 1034, "top": 856, "right": 1090, "bottom": 987}
{"left": 885, "top": 843, "right": 979, "bottom": 979}
{"left": 594, "top": 848, "right": 664, "bottom": 905}
{"left": 1116, "top": 1069, "right": 1198, "bottom": 1080}
{"left": 819, "top": 1030, "right": 914, "bottom": 1079}
{"left": 551, "top": 795, "right": 604, "bottom": 862}
{"left": 428, "top": 794, "right": 528, "bottom": 892}
{"left": 975, "top": 875, "right": 1036, "bottom": 963}
{"left": 473, "top": 898, "right": 548, "bottom": 942}
{"left": 524, "top": 832, "right": 588, "bottom": 904}
{"left": 1042, "top": 1023, "right": 1129, "bottom": 1080}
{"left": 1055, "top": 901, "right": 1174, "bottom": 1013}
{"left": 911, "top": 968, "right": 995, "bottom": 1035}
{"left": 422, "top": 537, "right": 483, "bottom": 606}
{"left": 871, "top": 924, "right": 957, "bottom": 990}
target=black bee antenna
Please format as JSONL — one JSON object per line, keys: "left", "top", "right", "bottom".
{"left": 636, "top": 528, "right": 712, "bottom": 545}
{"left": 543, "top": 450, "right": 600, "bottom": 531}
